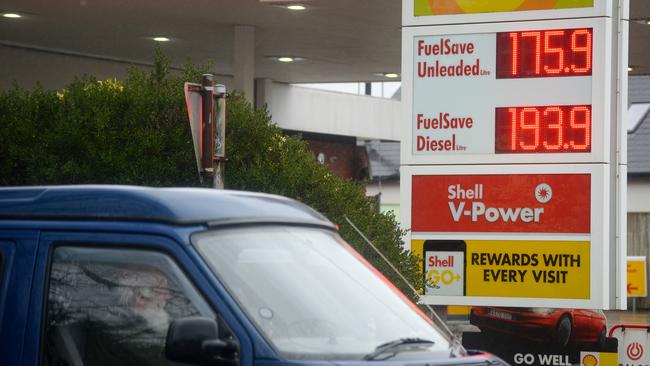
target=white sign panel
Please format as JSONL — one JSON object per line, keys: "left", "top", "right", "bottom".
{"left": 610, "top": 325, "right": 650, "bottom": 366}
{"left": 424, "top": 250, "right": 465, "bottom": 296}
{"left": 401, "top": 17, "right": 612, "bottom": 166}
{"left": 401, "top": 164, "right": 611, "bottom": 309}
{"left": 184, "top": 82, "right": 203, "bottom": 178}
{"left": 400, "top": 0, "right": 625, "bottom": 310}
{"left": 413, "top": 33, "right": 496, "bottom": 155}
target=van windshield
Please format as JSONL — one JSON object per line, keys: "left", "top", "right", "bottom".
{"left": 193, "top": 226, "right": 451, "bottom": 361}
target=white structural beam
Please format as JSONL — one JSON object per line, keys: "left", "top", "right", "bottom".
{"left": 256, "top": 79, "right": 401, "bottom": 141}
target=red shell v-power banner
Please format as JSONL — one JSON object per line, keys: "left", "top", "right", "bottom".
{"left": 411, "top": 174, "right": 590, "bottom": 234}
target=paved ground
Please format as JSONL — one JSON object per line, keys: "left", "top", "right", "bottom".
{"left": 605, "top": 309, "right": 650, "bottom": 328}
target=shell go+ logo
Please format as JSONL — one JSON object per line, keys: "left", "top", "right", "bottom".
{"left": 628, "top": 342, "right": 644, "bottom": 361}
{"left": 581, "top": 354, "right": 598, "bottom": 366}
{"left": 426, "top": 269, "right": 462, "bottom": 289}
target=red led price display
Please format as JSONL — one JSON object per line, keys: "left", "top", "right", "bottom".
{"left": 495, "top": 105, "right": 591, "bottom": 153}
{"left": 496, "top": 28, "right": 592, "bottom": 78}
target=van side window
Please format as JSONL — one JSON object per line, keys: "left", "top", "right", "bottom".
{"left": 43, "top": 247, "right": 223, "bottom": 366}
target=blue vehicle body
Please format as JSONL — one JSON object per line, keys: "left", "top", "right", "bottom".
{"left": 0, "top": 186, "right": 504, "bottom": 366}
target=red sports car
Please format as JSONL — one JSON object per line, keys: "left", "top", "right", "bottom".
{"left": 469, "top": 307, "right": 607, "bottom": 349}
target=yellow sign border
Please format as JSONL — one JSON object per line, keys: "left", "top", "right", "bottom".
{"left": 413, "top": 239, "right": 590, "bottom": 299}
{"left": 414, "top": 0, "right": 594, "bottom": 16}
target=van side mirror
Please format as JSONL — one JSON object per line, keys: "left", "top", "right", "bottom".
{"left": 165, "top": 316, "right": 239, "bottom": 366}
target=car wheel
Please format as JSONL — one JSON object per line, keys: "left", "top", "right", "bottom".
{"left": 554, "top": 316, "right": 572, "bottom": 348}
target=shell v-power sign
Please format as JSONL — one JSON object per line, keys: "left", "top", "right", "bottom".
{"left": 400, "top": 0, "right": 629, "bottom": 309}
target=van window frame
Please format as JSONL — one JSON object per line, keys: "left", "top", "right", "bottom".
{"left": 0, "top": 252, "right": 4, "bottom": 291}
{"left": 34, "top": 231, "right": 251, "bottom": 366}
{"left": 42, "top": 244, "right": 222, "bottom": 366}
{"left": 0, "top": 240, "right": 16, "bottom": 336}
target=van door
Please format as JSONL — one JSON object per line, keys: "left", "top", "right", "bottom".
{"left": 24, "top": 230, "right": 252, "bottom": 366}
{"left": 0, "top": 231, "right": 39, "bottom": 366}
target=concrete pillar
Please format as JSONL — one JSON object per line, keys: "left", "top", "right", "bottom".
{"left": 233, "top": 25, "right": 255, "bottom": 104}
{"left": 255, "top": 78, "right": 273, "bottom": 110}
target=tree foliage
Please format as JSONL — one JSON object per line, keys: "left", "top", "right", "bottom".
{"left": 0, "top": 52, "right": 423, "bottom": 300}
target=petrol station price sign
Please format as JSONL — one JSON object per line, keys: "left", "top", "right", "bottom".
{"left": 402, "top": 164, "right": 610, "bottom": 309}
{"left": 399, "top": 0, "right": 626, "bottom": 310}
{"left": 401, "top": 17, "right": 612, "bottom": 166}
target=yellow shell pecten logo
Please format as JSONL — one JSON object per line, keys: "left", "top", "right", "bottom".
{"left": 582, "top": 354, "right": 598, "bottom": 366}
{"left": 414, "top": 0, "right": 594, "bottom": 16}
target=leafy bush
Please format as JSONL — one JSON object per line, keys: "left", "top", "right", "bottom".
{"left": 0, "top": 52, "right": 423, "bottom": 300}
{"left": 0, "top": 54, "right": 197, "bottom": 186}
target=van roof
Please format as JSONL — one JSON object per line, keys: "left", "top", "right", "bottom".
{"left": 0, "top": 185, "right": 333, "bottom": 227}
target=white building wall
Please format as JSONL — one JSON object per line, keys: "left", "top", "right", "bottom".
{"left": 366, "top": 181, "right": 401, "bottom": 219}
{"left": 257, "top": 79, "right": 401, "bottom": 141}
{"left": 366, "top": 182, "right": 400, "bottom": 205}
{"left": 628, "top": 179, "right": 650, "bottom": 213}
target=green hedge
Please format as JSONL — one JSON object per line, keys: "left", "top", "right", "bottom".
{"left": 0, "top": 53, "right": 424, "bottom": 301}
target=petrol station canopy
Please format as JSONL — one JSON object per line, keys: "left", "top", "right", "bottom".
{"left": 1, "top": 0, "right": 650, "bottom": 86}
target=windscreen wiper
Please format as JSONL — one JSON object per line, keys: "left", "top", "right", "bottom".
{"left": 363, "top": 338, "right": 435, "bottom": 361}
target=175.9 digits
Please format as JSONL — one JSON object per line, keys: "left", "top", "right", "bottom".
{"left": 496, "top": 28, "right": 592, "bottom": 78}
{"left": 495, "top": 105, "right": 591, "bottom": 153}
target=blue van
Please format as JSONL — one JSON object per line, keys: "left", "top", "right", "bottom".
{"left": 0, "top": 186, "right": 503, "bottom": 366}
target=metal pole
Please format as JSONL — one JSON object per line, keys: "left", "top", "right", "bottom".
{"left": 201, "top": 74, "right": 216, "bottom": 178}
{"left": 214, "top": 84, "right": 227, "bottom": 189}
